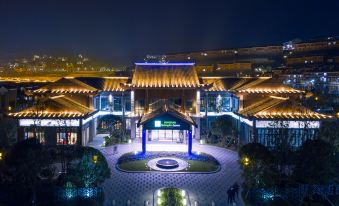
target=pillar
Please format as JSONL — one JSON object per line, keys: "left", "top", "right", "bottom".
{"left": 196, "top": 90, "right": 201, "bottom": 115}
{"left": 144, "top": 89, "right": 149, "bottom": 113}
{"left": 205, "top": 92, "right": 209, "bottom": 130}
{"left": 142, "top": 129, "right": 146, "bottom": 154}
{"left": 195, "top": 118, "right": 200, "bottom": 140}
{"left": 188, "top": 130, "right": 192, "bottom": 155}
{"left": 130, "top": 118, "right": 137, "bottom": 139}
{"left": 122, "top": 91, "right": 126, "bottom": 133}
{"left": 131, "top": 90, "right": 135, "bottom": 114}
{"left": 239, "top": 94, "right": 244, "bottom": 110}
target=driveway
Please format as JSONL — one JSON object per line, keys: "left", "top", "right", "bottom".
{"left": 93, "top": 139, "right": 245, "bottom": 206}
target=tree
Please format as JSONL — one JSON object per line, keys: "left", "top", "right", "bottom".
{"left": 293, "top": 139, "right": 338, "bottom": 185}
{"left": 98, "top": 115, "right": 125, "bottom": 143}
{"left": 5, "top": 138, "right": 54, "bottom": 205}
{"left": 0, "top": 118, "right": 18, "bottom": 148}
{"left": 239, "top": 143, "right": 278, "bottom": 198}
{"left": 210, "top": 115, "right": 237, "bottom": 146}
{"left": 268, "top": 120, "right": 296, "bottom": 185}
{"left": 68, "top": 147, "right": 110, "bottom": 187}
{"left": 318, "top": 121, "right": 339, "bottom": 152}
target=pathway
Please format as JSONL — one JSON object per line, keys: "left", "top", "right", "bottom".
{"left": 92, "top": 138, "right": 245, "bottom": 206}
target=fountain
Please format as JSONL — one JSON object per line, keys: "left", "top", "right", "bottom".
{"left": 156, "top": 158, "right": 179, "bottom": 169}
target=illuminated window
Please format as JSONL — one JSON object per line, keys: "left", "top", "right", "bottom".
{"left": 57, "top": 128, "right": 77, "bottom": 145}
{"left": 24, "top": 128, "right": 45, "bottom": 144}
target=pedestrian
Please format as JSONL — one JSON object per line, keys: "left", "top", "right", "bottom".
{"left": 230, "top": 187, "right": 235, "bottom": 204}
{"left": 227, "top": 187, "right": 232, "bottom": 204}
{"left": 113, "top": 145, "right": 118, "bottom": 154}
{"left": 233, "top": 182, "right": 239, "bottom": 199}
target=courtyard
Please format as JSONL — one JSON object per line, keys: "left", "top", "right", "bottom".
{"left": 91, "top": 139, "right": 245, "bottom": 205}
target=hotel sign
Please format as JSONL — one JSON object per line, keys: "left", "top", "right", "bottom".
{"left": 154, "top": 120, "right": 180, "bottom": 128}
{"left": 143, "top": 113, "right": 191, "bottom": 130}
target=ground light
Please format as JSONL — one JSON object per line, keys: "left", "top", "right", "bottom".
{"left": 92, "top": 155, "right": 98, "bottom": 164}
{"left": 156, "top": 188, "right": 187, "bottom": 206}
{"left": 241, "top": 156, "right": 250, "bottom": 166}
{"left": 0, "top": 152, "right": 3, "bottom": 160}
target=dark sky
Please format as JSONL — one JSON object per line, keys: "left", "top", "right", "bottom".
{"left": 1, "top": 0, "right": 338, "bottom": 65}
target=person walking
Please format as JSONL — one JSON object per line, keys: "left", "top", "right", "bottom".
{"left": 230, "top": 187, "right": 235, "bottom": 204}
{"left": 227, "top": 187, "right": 232, "bottom": 204}
{"left": 113, "top": 145, "right": 118, "bottom": 154}
{"left": 233, "top": 182, "right": 239, "bottom": 199}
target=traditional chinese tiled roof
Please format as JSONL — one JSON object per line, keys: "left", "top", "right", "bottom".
{"left": 76, "top": 77, "right": 129, "bottom": 91}
{"left": 130, "top": 64, "right": 204, "bottom": 88}
{"left": 202, "top": 77, "right": 304, "bottom": 93}
{"left": 239, "top": 96, "right": 332, "bottom": 120}
{"left": 33, "top": 77, "right": 98, "bottom": 94}
{"left": 8, "top": 95, "right": 94, "bottom": 118}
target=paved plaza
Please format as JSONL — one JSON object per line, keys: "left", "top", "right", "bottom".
{"left": 92, "top": 139, "right": 245, "bottom": 206}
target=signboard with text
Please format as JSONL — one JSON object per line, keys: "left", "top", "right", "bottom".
{"left": 143, "top": 114, "right": 190, "bottom": 130}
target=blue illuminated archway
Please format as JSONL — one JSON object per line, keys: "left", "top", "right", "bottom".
{"left": 137, "top": 107, "right": 197, "bottom": 154}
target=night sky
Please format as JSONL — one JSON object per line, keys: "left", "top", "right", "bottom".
{"left": 1, "top": 0, "right": 338, "bottom": 65}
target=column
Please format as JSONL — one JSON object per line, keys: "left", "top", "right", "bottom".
{"left": 239, "top": 94, "right": 244, "bottom": 110}
{"left": 130, "top": 90, "right": 135, "bottom": 115}
{"left": 188, "top": 130, "right": 192, "bottom": 155}
{"left": 130, "top": 118, "right": 136, "bottom": 139}
{"left": 195, "top": 118, "right": 200, "bottom": 140}
{"left": 196, "top": 90, "right": 201, "bottom": 115}
{"left": 142, "top": 128, "right": 146, "bottom": 154}
{"left": 205, "top": 92, "right": 209, "bottom": 130}
{"left": 122, "top": 92, "right": 126, "bottom": 133}
{"left": 99, "top": 95, "right": 102, "bottom": 110}
{"left": 144, "top": 89, "right": 149, "bottom": 113}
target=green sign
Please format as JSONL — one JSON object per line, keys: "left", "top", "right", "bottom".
{"left": 154, "top": 120, "right": 180, "bottom": 128}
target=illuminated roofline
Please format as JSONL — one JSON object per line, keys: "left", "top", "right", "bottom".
{"left": 135, "top": 62, "right": 195, "bottom": 66}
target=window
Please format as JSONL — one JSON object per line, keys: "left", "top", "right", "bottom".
{"left": 114, "top": 96, "right": 122, "bottom": 111}
{"left": 24, "top": 129, "right": 45, "bottom": 144}
{"left": 125, "top": 98, "right": 131, "bottom": 112}
{"left": 94, "top": 96, "right": 100, "bottom": 109}
{"left": 200, "top": 97, "right": 206, "bottom": 112}
{"left": 208, "top": 96, "right": 217, "bottom": 112}
{"left": 57, "top": 128, "right": 77, "bottom": 145}
{"left": 221, "top": 97, "right": 230, "bottom": 112}
{"left": 100, "top": 96, "right": 109, "bottom": 111}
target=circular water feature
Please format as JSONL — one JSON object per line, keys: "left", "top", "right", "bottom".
{"left": 147, "top": 157, "right": 188, "bottom": 172}
{"left": 156, "top": 159, "right": 179, "bottom": 169}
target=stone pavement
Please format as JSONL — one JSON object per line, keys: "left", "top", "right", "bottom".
{"left": 93, "top": 139, "right": 245, "bottom": 206}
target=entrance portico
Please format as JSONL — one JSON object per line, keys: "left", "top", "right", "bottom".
{"left": 137, "top": 106, "right": 197, "bottom": 154}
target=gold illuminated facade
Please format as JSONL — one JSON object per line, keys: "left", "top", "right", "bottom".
{"left": 7, "top": 62, "right": 334, "bottom": 148}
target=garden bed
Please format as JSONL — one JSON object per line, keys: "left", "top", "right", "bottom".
{"left": 117, "top": 151, "right": 220, "bottom": 173}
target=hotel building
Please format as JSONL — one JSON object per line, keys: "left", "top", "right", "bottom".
{"left": 7, "top": 62, "right": 333, "bottom": 152}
